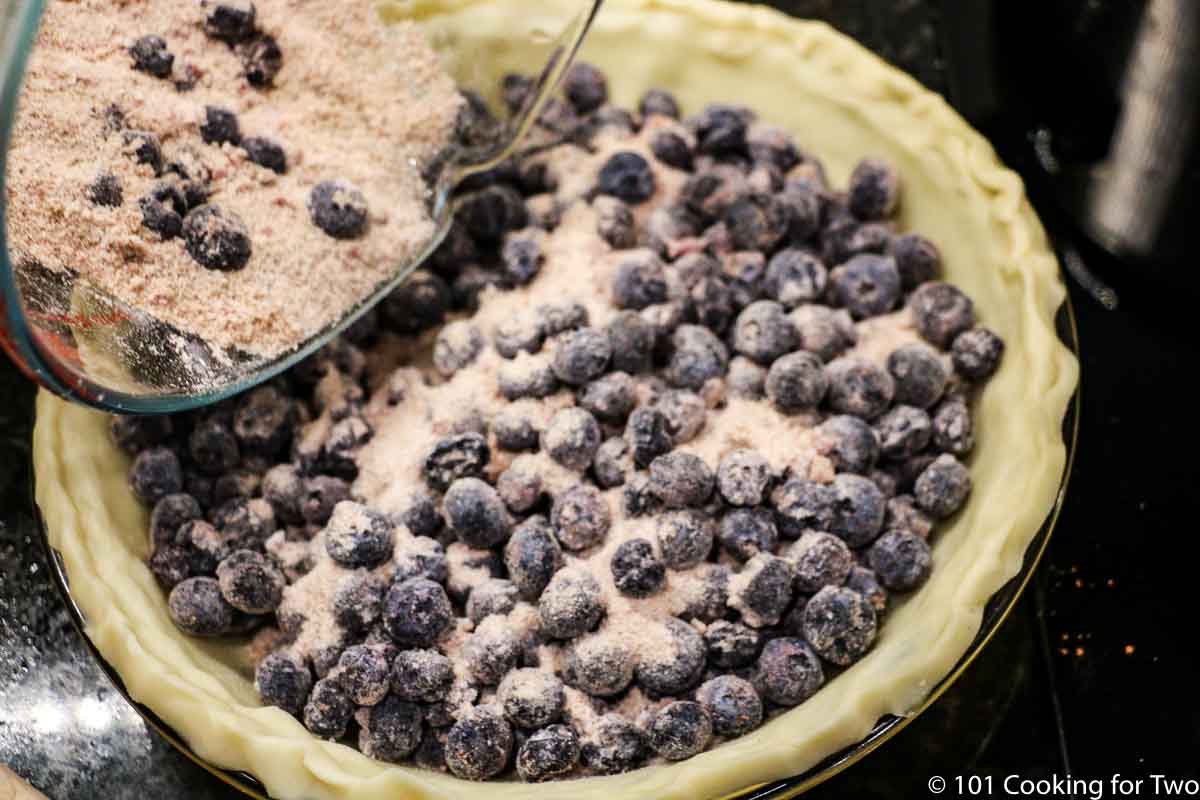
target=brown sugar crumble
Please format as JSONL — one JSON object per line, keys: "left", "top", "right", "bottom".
{"left": 5, "top": 0, "right": 462, "bottom": 360}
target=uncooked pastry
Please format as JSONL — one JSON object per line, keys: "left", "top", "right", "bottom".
{"left": 33, "top": 1, "right": 1079, "bottom": 798}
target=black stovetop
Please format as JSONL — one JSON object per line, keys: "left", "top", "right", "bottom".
{"left": 3, "top": 4, "right": 1199, "bottom": 797}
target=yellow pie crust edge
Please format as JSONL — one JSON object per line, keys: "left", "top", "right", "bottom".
{"left": 33, "top": 1, "right": 1079, "bottom": 798}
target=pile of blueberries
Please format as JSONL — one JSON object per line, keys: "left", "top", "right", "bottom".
{"left": 116, "top": 61, "right": 1004, "bottom": 783}
{"left": 93, "top": 2, "right": 374, "bottom": 272}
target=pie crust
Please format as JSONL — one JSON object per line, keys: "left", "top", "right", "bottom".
{"left": 33, "top": 1, "right": 1079, "bottom": 798}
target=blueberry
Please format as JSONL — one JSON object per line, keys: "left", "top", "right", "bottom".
{"left": 909, "top": 282, "right": 976, "bottom": 348}
{"left": 563, "top": 635, "right": 635, "bottom": 697}
{"left": 733, "top": 300, "right": 798, "bottom": 365}
{"left": 359, "top": 695, "right": 423, "bottom": 762}
{"left": 241, "top": 136, "right": 286, "bottom": 173}
{"left": 693, "top": 104, "right": 749, "bottom": 156}
{"left": 884, "top": 494, "right": 935, "bottom": 539}
{"left": 331, "top": 643, "right": 392, "bottom": 706}
{"left": 307, "top": 179, "right": 368, "bottom": 239}
{"left": 612, "top": 251, "right": 668, "bottom": 310}
{"left": 86, "top": 171, "right": 123, "bottom": 207}
{"left": 688, "top": 276, "right": 737, "bottom": 334}
{"left": 551, "top": 484, "right": 610, "bottom": 551}
{"left": 542, "top": 408, "right": 601, "bottom": 472}
{"left": 460, "top": 185, "right": 528, "bottom": 242}
{"left": 787, "top": 531, "right": 853, "bottom": 593}
{"left": 611, "top": 538, "right": 666, "bottom": 598}
{"left": 381, "top": 270, "right": 450, "bottom": 334}
{"left": 755, "top": 637, "right": 824, "bottom": 706}
{"left": 465, "top": 579, "right": 518, "bottom": 625}
{"left": 825, "top": 357, "right": 895, "bottom": 420}
{"left": 598, "top": 151, "right": 656, "bottom": 204}
{"left": 233, "top": 388, "right": 292, "bottom": 458}
{"left": 300, "top": 476, "right": 350, "bottom": 525}
{"left": 239, "top": 33, "right": 282, "bottom": 86}
{"left": 498, "top": 354, "right": 560, "bottom": 400}
{"left": 215, "top": 549, "right": 283, "bottom": 613}
{"left": 716, "top": 508, "right": 776, "bottom": 563}
{"left": 828, "top": 473, "right": 885, "bottom": 547}
{"left": 829, "top": 254, "right": 901, "bottom": 320}
{"left": 148, "top": 546, "right": 191, "bottom": 590}
{"left": 766, "top": 351, "right": 828, "bottom": 412}
{"left": 552, "top": 327, "right": 612, "bottom": 386}
{"left": 643, "top": 203, "right": 703, "bottom": 256}
{"left": 847, "top": 158, "right": 901, "bottom": 220}
{"left": 651, "top": 129, "right": 694, "bottom": 170}
{"left": 772, "top": 478, "right": 835, "bottom": 539}
{"left": 791, "top": 304, "right": 855, "bottom": 362}
{"left": 383, "top": 577, "right": 453, "bottom": 647}
{"left": 129, "top": 446, "right": 183, "bottom": 504}
{"left": 423, "top": 432, "right": 490, "bottom": 491}
{"left": 539, "top": 568, "right": 605, "bottom": 639}
{"left": 594, "top": 196, "right": 637, "bottom": 249}
{"left": 299, "top": 676, "right": 353, "bottom": 739}
{"left": 875, "top": 405, "right": 932, "bottom": 460}
{"left": 727, "top": 356, "right": 766, "bottom": 399}
{"left": 389, "top": 649, "right": 453, "bottom": 704}
{"left": 499, "top": 233, "right": 543, "bottom": 285}
{"left": 696, "top": 675, "right": 762, "bottom": 737}
{"left": 731, "top": 553, "right": 795, "bottom": 628}
{"left": 129, "top": 35, "right": 174, "bottom": 78}
{"left": 704, "top": 620, "right": 761, "bottom": 669}
{"left": 951, "top": 327, "right": 1004, "bottom": 381}
{"left": 537, "top": 301, "right": 589, "bottom": 337}
{"left": 817, "top": 415, "right": 880, "bottom": 475}
{"left": 393, "top": 491, "right": 444, "bottom": 540}
{"left": 503, "top": 516, "right": 563, "bottom": 601}
{"left": 716, "top": 449, "right": 772, "bottom": 507}
{"left": 122, "top": 131, "right": 163, "bottom": 174}
{"left": 462, "top": 618, "right": 522, "bottom": 685}
{"left": 822, "top": 218, "right": 891, "bottom": 264}
{"left": 890, "top": 233, "right": 941, "bottom": 289}
{"left": 167, "top": 576, "right": 234, "bottom": 636}
{"left": 931, "top": 397, "right": 974, "bottom": 455}
{"left": 649, "top": 453, "right": 715, "bottom": 509}
{"left": 624, "top": 407, "right": 673, "bottom": 469}
{"left": 650, "top": 701, "right": 711, "bottom": 761}
{"left": 198, "top": 106, "right": 241, "bottom": 147}
{"left": 846, "top": 565, "right": 888, "bottom": 613}
{"left": 517, "top": 724, "right": 580, "bottom": 782}
{"left": 683, "top": 564, "right": 732, "bottom": 623}
{"left": 331, "top": 571, "right": 384, "bottom": 633}
{"left": 204, "top": 1, "right": 256, "bottom": 43}
{"left": 578, "top": 372, "right": 636, "bottom": 424}
{"left": 496, "top": 462, "right": 543, "bottom": 514}
{"left": 886, "top": 343, "right": 948, "bottom": 409}
{"left": 639, "top": 88, "right": 681, "bottom": 119}
{"left": 779, "top": 183, "right": 822, "bottom": 242}
{"left": 415, "top": 728, "right": 449, "bottom": 771}
{"left": 392, "top": 536, "right": 448, "bottom": 584}
{"left": 867, "top": 530, "right": 933, "bottom": 592}
{"left": 666, "top": 324, "right": 729, "bottom": 389}
{"left": 622, "top": 473, "right": 662, "bottom": 518}
{"left": 183, "top": 204, "right": 252, "bottom": 270}
{"left": 562, "top": 61, "right": 607, "bottom": 113}
{"left": 580, "top": 714, "right": 647, "bottom": 775}
{"left": 501, "top": 72, "right": 535, "bottom": 113}
{"left": 110, "top": 415, "right": 172, "bottom": 454}
{"left": 255, "top": 651, "right": 313, "bottom": 716}
{"left": 723, "top": 193, "right": 789, "bottom": 252}
{"left": 763, "top": 249, "right": 825, "bottom": 307}
{"left": 493, "top": 313, "right": 544, "bottom": 359}
{"left": 139, "top": 182, "right": 187, "bottom": 238}
{"left": 914, "top": 453, "right": 971, "bottom": 519}
{"left": 648, "top": 390, "right": 707, "bottom": 444}
{"left": 444, "top": 477, "right": 510, "bottom": 548}
{"left": 149, "top": 493, "right": 202, "bottom": 551}
{"left": 497, "top": 668, "right": 565, "bottom": 729}
{"left": 323, "top": 501, "right": 393, "bottom": 567}
{"left": 802, "top": 585, "right": 877, "bottom": 666}
{"left": 593, "top": 438, "right": 632, "bottom": 489}
{"left": 637, "top": 617, "right": 706, "bottom": 695}
{"left": 188, "top": 419, "right": 239, "bottom": 476}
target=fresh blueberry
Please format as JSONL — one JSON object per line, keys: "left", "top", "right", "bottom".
{"left": 731, "top": 553, "right": 795, "bottom": 628}
{"left": 551, "top": 484, "right": 610, "bottom": 551}
{"left": 766, "top": 351, "right": 829, "bottom": 412}
{"left": 444, "top": 477, "right": 510, "bottom": 549}
{"left": 239, "top": 33, "right": 282, "bottom": 86}
{"left": 612, "top": 251, "right": 668, "bottom": 310}
{"left": 779, "top": 182, "right": 823, "bottom": 242}
{"left": 611, "top": 538, "right": 666, "bottom": 598}
{"left": 771, "top": 478, "right": 836, "bottom": 539}
{"left": 359, "top": 695, "right": 423, "bottom": 762}
{"left": 594, "top": 196, "right": 637, "bottom": 249}
{"left": 817, "top": 415, "right": 880, "bottom": 474}
{"left": 666, "top": 324, "right": 729, "bottom": 389}
{"left": 867, "top": 530, "right": 933, "bottom": 592}
{"left": 643, "top": 202, "right": 703, "bottom": 256}
{"left": 684, "top": 564, "right": 732, "bottom": 623}
{"left": 332, "top": 571, "right": 384, "bottom": 633}
{"left": 884, "top": 494, "right": 935, "bottom": 539}
{"left": 649, "top": 453, "right": 715, "bottom": 509}
{"left": 802, "top": 585, "right": 877, "bottom": 666}
{"left": 302, "top": 676, "right": 353, "bottom": 739}
{"left": 716, "top": 449, "right": 772, "bottom": 506}
{"left": 624, "top": 407, "right": 673, "bottom": 468}
{"left": 931, "top": 397, "right": 974, "bottom": 455}
{"left": 592, "top": 437, "right": 633, "bottom": 489}
{"left": 692, "top": 104, "right": 749, "bottom": 156}
{"left": 598, "top": 151, "right": 656, "bottom": 204}
{"left": 149, "top": 492, "right": 203, "bottom": 551}
{"left": 886, "top": 343, "right": 948, "bottom": 409}
{"left": 718, "top": 508, "right": 778, "bottom": 562}
{"left": 909, "top": 281, "right": 976, "bottom": 347}
{"left": 167, "top": 576, "right": 234, "bottom": 636}
{"left": 822, "top": 218, "right": 890, "bottom": 265}
{"left": 651, "top": 129, "right": 694, "bottom": 171}
{"left": 215, "top": 549, "right": 283, "bottom": 613}
{"left": 648, "top": 390, "right": 707, "bottom": 444}
{"left": 122, "top": 130, "right": 163, "bottom": 174}
{"left": 889, "top": 233, "right": 941, "bottom": 289}
{"left": 139, "top": 182, "right": 187, "bottom": 238}
{"left": 875, "top": 405, "right": 932, "bottom": 460}
{"left": 496, "top": 463, "right": 542, "bottom": 514}
{"left": 577, "top": 372, "right": 636, "bottom": 425}
{"left": 791, "top": 304, "right": 855, "bottom": 362}
{"left": 392, "top": 537, "right": 448, "bottom": 584}
{"left": 754, "top": 637, "right": 824, "bottom": 706}
{"left": 390, "top": 648, "right": 454, "bottom": 703}
{"left": 580, "top": 714, "right": 647, "bottom": 775}
{"left": 300, "top": 475, "right": 351, "bottom": 525}
{"left": 493, "top": 313, "right": 544, "bottom": 360}
{"left": 129, "top": 35, "right": 174, "bottom": 78}
{"left": 497, "top": 354, "right": 560, "bottom": 401}
{"left": 539, "top": 568, "right": 605, "bottom": 639}
{"left": 501, "top": 72, "right": 535, "bottom": 113}
{"left": 323, "top": 501, "right": 393, "bottom": 567}
{"left": 203, "top": 1, "right": 256, "bottom": 43}
{"left": 232, "top": 386, "right": 293, "bottom": 457}
{"left": 825, "top": 357, "right": 895, "bottom": 420}
{"left": 241, "top": 136, "right": 286, "bottom": 173}
{"left": 423, "top": 432, "right": 489, "bottom": 491}
{"left": 951, "top": 327, "right": 1004, "bottom": 381}
{"left": 704, "top": 620, "right": 761, "bottom": 669}
{"left": 829, "top": 254, "right": 901, "bottom": 319}
{"left": 696, "top": 675, "right": 762, "bottom": 737}
{"left": 732, "top": 300, "right": 798, "bottom": 365}
{"left": 639, "top": 88, "right": 681, "bottom": 119}
{"left": 764, "top": 249, "right": 826, "bottom": 307}
{"left": 724, "top": 192, "right": 789, "bottom": 252}
{"left": 307, "top": 179, "right": 368, "bottom": 239}
{"left": 829, "top": 473, "right": 886, "bottom": 547}
{"left": 537, "top": 301, "right": 589, "bottom": 337}
{"left": 460, "top": 184, "right": 528, "bottom": 242}
{"left": 498, "top": 668, "right": 565, "bottom": 729}
{"left": 622, "top": 473, "right": 662, "bottom": 518}
{"left": 200, "top": 105, "right": 241, "bottom": 145}
{"left": 727, "top": 356, "right": 766, "bottom": 399}
{"left": 148, "top": 546, "right": 190, "bottom": 590}
{"left": 503, "top": 516, "right": 563, "bottom": 601}
{"left": 129, "top": 446, "right": 183, "bottom": 504}
{"left": 637, "top": 617, "right": 706, "bottom": 695}
{"left": 333, "top": 643, "right": 392, "bottom": 706}
{"left": 462, "top": 619, "right": 522, "bottom": 685}
{"left": 383, "top": 577, "right": 453, "bottom": 647}
{"left": 847, "top": 158, "right": 901, "bottom": 221}
{"left": 182, "top": 204, "right": 252, "bottom": 270}
{"left": 847, "top": 565, "right": 889, "bottom": 613}
{"left": 381, "top": 270, "right": 450, "bottom": 334}
{"left": 551, "top": 327, "right": 612, "bottom": 386}
{"left": 189, "top": 419, "right": 239, "bottom": 476}
{"left": 255, "top": 651, "right": 312, "bottom": 716}
{"left": 517, "top": 724, "right": 580, "bottom": 782}
{"left": 786, "top": 531, "right": 853, "bottom": 593}
{"left": 542, "top": 408, "right": 602, "bottom": 472}
{"left": 110, "top": 415, "right": 172, "bottom": 454}
{"left": 650, "top": 701, "right": 711, "bottom": 761}
{"left": 500, "top": 233, "right": 543, "bottom": 285}
{"left": 914, "top": 453, "right": 971, "bottom": 518}
{"left": 563, "top": 635, "right": 635, "bottom": 698}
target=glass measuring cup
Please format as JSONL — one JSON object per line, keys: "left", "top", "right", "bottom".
{"left": 0, "top": 0, "right": 602, "bottom": 412}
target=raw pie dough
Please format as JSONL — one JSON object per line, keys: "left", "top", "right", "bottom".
{"left": 32, "top": 1, "right": 1079, "bottom": 798}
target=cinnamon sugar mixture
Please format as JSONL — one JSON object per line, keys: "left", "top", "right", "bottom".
{"left": 5, "top": 0, "right": 461, "bottom": 358}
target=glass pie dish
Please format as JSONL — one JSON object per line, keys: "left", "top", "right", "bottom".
{"left": 29, "top": 0, "right": 1081, "bottom": 798}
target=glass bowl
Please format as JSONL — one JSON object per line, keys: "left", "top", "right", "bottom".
{"left": 0, "top": 0, "right": 600, "bottom": 413}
